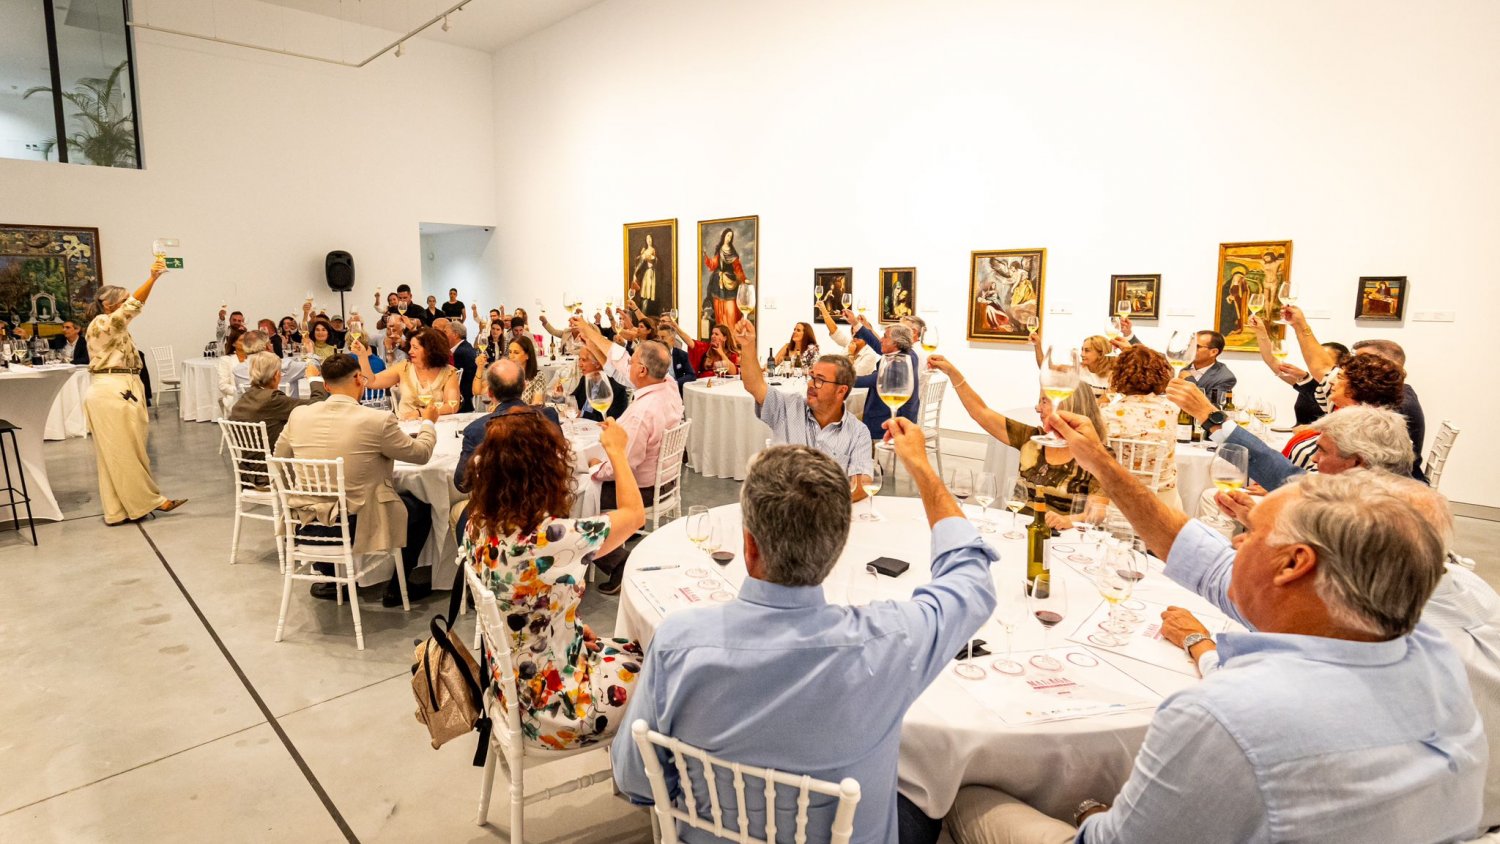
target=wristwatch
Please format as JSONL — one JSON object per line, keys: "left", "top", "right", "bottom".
{"left": 1182, "top": 632, "right": 1213, "bottom": 661}
{"left": 1075, "top": 799, "right": 1109, "bottom": 826}
{"left": 1201, "top": 409, "right": 1227, "bottom": 435}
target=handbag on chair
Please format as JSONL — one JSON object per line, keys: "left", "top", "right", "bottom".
{"left": 411, "top": 614, "right": 491, "bottom": 763}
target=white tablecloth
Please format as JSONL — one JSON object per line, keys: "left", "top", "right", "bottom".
{"left": 0, "top": 366, "right": 78, "bottom": 522}
{"left": 981, "top": 405, "right": 1215, "bottom": 511}
{"left": 179, "top": 358, "right": 221, "bottom": 422}
{"left": 615, "top": 497, "right": 1233, "bottom": 820}
{"left": 43, "top": 367, "right": 89, "bottom": 440}
{"left": 392, "top": 412, "right": 605, "bottom": 590}
{"left": 684, "top": 378, "right": 868, "bottom": 481}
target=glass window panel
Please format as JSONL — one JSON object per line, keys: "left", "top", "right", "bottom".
{"left": 0, "top": 0, "right": 58, "bottom": 163}
{"left": 51, "top": 0, "right": 139, "bottom": 167}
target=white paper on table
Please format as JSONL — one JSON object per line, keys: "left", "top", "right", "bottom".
{"left": 1065, "top": 597, "right": 1232, "bottom": 677}
{"left": 633, "top": 567, "right": 737, "bottom": 618}
{"left": 954, "top": 646, "right": 1162, "bottom": 726}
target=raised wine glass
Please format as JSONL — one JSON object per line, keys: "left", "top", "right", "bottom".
{"left": 1247, "top": 291, "right": 1266, "bottom": 317}
{"left": 1031, "top": 347, "right": 1079, "bottom": 447}
{"left": 1026, "top": 572, "right": 1069, "bottom": 671}
{"left": 1164, "top": 331, "right": 1195, "bottom": 377}
{"left": 876, "top": 353, "right": 914, "bottom": 417}
{"left": 736, "top": 284, "right": 756, "bottom": 319}
{"left": 1115, "top": 298, "right": 1131, "bottom": 319}
{"left": 1023, "top": 313, "right": 1039, "bottom": 336}
{"left": 814, "top": 283, "right": 825, "bottom": 304}
{"left": 841, "top": 292, "right": 853, "bottom": 310}
{"left": 973, "top": 471, "right": 997, "bottom": 533}
{"left": 585, "top": 372, "right": 614, "bottom": 417}
{"left": 1003, "top": 477, "right": 1029, "bottom": 540}
{"left": 1278, "top": 280, "right": 1297, "bottom": 307}
{"left": 920, "top": 324, "right": 940, "bottom": 353}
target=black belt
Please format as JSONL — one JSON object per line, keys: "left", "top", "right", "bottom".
{"left": 93, "top": 368, "right": 141, "bottom": 375}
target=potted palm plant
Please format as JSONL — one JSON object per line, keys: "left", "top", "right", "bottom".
{"left": 24, "top": 60, "right": 137, "bottom": 168}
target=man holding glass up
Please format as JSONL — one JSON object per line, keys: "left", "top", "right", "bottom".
{"left": 735, "top": 319, "right": 872, "bottom": 500}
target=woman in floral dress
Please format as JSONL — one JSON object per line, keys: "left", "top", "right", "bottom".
{"left": 461, "top": 408, "right": 647, "bottom": 749}
{"left": 1104, "top": 345, "right": 1182, "bottom": 511}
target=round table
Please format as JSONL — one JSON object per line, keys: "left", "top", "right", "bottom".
{"left": 0, "top": 365, "right": 80, "bottom": 522}
{"left": 614, "top": 497, "right": 1235, "bottom": 820}
{"left": 392, "top": 412, "right": 605, "bottom": 590}
{"left": 683, "top": 378, "right": 868, "bottom": 480}
{"left": 44, "top": 366, "right": 90, "bottom": 440}
{"left": 179, "top": 357, "right": 221, "bottom": 422}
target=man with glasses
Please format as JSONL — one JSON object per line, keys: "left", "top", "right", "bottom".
{"left": 735, "top": 319, "right": 872, "bottom": 499}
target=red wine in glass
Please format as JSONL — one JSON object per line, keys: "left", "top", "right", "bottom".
{"left": 1034, "top": 610, "right": 1064, "bottom": 628}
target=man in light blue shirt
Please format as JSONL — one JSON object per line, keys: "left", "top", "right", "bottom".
{"left": 947, "top": 411, "right": 1486, "bottom": 844}
{"left": 611, "top": 419, "right": 997, "bottom": 843}
{"left": 734, "top": 319, "right": 873, "bottom": 492}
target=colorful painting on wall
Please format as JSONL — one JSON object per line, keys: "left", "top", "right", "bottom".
{"left": 1355, "top": 276, "right": 1407, "bottom": 321}
{"left": 1216, "top": 240, "right": 1292, "bottom": 352}
{"left": 697, "top": 215, "right": 758, "bottom": 340}
{"left": 1109, "top": 274, "right": 1160, "bottom": 321}
{"left": 0, "top": 224, "right": 102, "bottom": 340}
{"left": 967, "top": 248, "right": 1044, "bottom": 343}
{"left": 813, "top": 267, "right": 852, "bottom": 324}
{"left": 879, "top": 267, "right": 916, "bottom": 324}
{"left": 623, "top": 219, "right": 676, "bottom": 318}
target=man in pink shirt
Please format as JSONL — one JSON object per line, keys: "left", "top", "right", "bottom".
{"left": 575, "top": 317, "right": 684, "bottom": 593}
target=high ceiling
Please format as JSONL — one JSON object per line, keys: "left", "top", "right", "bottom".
{"left": 251, "top": 0, "right": 606, "bottom": 53}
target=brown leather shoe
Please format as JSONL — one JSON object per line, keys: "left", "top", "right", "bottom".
{"left": 156, "top": 498, "right": 189, "bottom": 513}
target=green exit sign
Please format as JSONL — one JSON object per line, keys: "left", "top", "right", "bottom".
{"left": 165, "top": 257, "right": 184, "bottom": 269}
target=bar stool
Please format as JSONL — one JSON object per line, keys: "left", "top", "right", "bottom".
{"left": 0, "top": 419, "right": 37, "bottom": 545}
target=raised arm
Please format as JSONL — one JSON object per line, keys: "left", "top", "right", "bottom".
{"left": 1283, "top": 306, "right": 1335, "bottom": 381}
{"left": 348, "top": 338, "right": 401, "bottom": 390}
{"left": 926, "top": 355, "right": 1017, "bottom": 443}
{"left": 133, "top": 259, "right": 167, "bottom": 304}
{"left": 1166, "top": 379, "right": 1305, "bottom": 491}
{"left": 593, "top": 420, "right": 646, "bottom": 557}
{"left": 538, "top": 314, "right": 566, "bottom": 339}
{"left": 733, "top": 320, "right": 768, "bottom": 403}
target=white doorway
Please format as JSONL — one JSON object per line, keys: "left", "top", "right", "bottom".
{"left": 418, "top": 222, "right": 494, "bottom": 327}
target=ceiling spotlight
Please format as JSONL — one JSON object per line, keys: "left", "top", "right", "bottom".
{"left": 395, "top": 41, "right": 405, "bottom": 57}
{"left": 442, "top": 15, "right": 451, "bottom": 31}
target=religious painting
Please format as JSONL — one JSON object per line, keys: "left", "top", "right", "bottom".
{"left": 0, "top": 224, "right": 102, "bottom": 340}
{"left": 1355, "top": 276, "right": 1407, "bottom": 321}
{"left": 879, "top": 267, "right": 917, "bottom": 324}
{"left": 623, "top": 219, "right": 677, "bottom": 319}
{"left": 697, "top": 215, "right": 758, "bottom": 340}
{"left": 1216, "top": 240, "right": 1292, "bottom": 353}
{"left": 813, "top": 267, "right": 853, "bottom": 324}
{"left": 1109, "top": 274, "right": 1160, "bottom": 321}
{"left": 967, "top": 248, "right": 1045, "bottom": 343}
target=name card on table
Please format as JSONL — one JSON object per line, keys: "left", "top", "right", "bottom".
{"left": 955, "top": 646, "right": 1160, "bottom": 726}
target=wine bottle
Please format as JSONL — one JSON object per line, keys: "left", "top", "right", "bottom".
{"left": 1176, "top": 407, "right": 1193, "bottom": 443}
{"left": 1025, "top": 498, "right": 1049, "bottom": 595}
{"left": 1223, "top": 391, "right": 1235, "bottom": 413}
{"left": 766, "top": 346, "right": 775, "bottom": 372}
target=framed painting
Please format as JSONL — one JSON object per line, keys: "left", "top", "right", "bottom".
{"left": 1216, "top": 240, "right": 1292, "bottom": 352}
{"left": 623, "top": 218, "right": 676, "bottom": 318}
{"left": 879, "top": 267, "right": 916, "bottom": 324}
{"left": 1109, "top": 274, "right": 1160, "bottom": 320}
{"left": 967, "top": 248, "right": 1045, "bottom": 343}
{"left": 1355, "top": 276, "right": 1407, "bottom": 321}
{"left": 0, "top": 224, "right": 102, "bottom": 340}
{"left": 697, "top": 215, "right": 758, "bottom": 340}
{"left": 813, "top": 267, "right": 852, "bottom": 324}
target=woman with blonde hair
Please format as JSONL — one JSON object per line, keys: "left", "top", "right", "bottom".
{"left": 1031, "top": 332, "right": 1114, "bottom": 393}
{"left": 83, "top": 258, "right": 188, "bottom": 524}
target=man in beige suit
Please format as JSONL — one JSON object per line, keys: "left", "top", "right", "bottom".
{"left": 274, "top": 354, "right": 439, "bottom": 606}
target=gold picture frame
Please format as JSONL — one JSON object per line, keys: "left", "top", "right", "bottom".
{"left": 696, "top": 215, "right": 758, "bottom": 340}
{"left": 967, "top": 248, "right": 1045, "bottom": 343}
{"left": 1215, "top": 240, "right": 1292, "bottom": 353}
{"left": 879, "top": 267, "right": 916, "bottom": 324}
{"left": 623, "top": 218, "right": 677, "bottom": 318}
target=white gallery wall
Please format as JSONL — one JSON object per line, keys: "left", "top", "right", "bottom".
{"left": 0, "top": 1, "right": 496, "bottom": 360}
{"left": 419, "top": 227, "right": 496, "bottom": 328}
{"left": 486, "top": 0, "right": 1500, "bottom": 509}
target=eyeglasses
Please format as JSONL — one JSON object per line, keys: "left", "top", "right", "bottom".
{"left": 809, "top": 375, "right": 839, "bottom": 390}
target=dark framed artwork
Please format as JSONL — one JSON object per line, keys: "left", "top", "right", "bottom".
{"left": 623, "top": 218, "right": 677, "bottom": 318}
{"left": 1109, "top": 274, "right": 1160, "bottom": 320}
{"left": 697, "top": 215, "right": 758, "bottom": 340}
{"left": 1215, "top": 240, "right": 1292, "bottom": 353}
{"left": 967, "top": 248, "right": 1045, "bottom": 343}
{"left": 0, "top": 224, "right": 102, "bottom": 340}
{"left": 1355, "top": 276, "right": 1407, "bottom": 321}
{"left": 813, "top": 267, "right": 852, "bottom": 324}
{"left": 879, "top": 267, "right": 916, "bottom": 324}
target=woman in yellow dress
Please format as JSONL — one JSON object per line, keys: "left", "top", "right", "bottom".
{"left": 83, "top": 258, "right": 188, "bottom": 525}
{"left": 350, "top": 326, "right": 459, "bottom": 419}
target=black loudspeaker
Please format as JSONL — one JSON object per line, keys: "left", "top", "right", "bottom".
{"left": 325, "top": 251, "right": 355, "bottom": 292}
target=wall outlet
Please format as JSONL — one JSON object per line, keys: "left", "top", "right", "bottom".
{"left": 1048, "top": 304, "right": 1072, "bottom": 315}
{"left": 1412, "top": 310, "right": 1455, "bottom": 322}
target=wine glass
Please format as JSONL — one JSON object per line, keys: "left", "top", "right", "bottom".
{"left": 1031, "top": 347, "right": 1079, "bottom": 447}
{"left": 841, "top": 292, "right": 853, "bottom": 310}
{"left": 857, "top": 462, "right": 883, "bottom": 522}
{"left": 1270, "top": 335, "right": 1289, "bottom": 363}
{"left": 877, "top": 353, "right": 914, "bottom": 415}
{"left": 1090, "top": 541, "right": 1139, "bottom": 647}
{"left": 1068, "top": 495, "right": 1107, "bottom": 567}
{"left": 686, "top": 505, "right": 710, "bottom": 551}
{"left": 1164, "top": 331, "right": 1195, "bottom": 377}
{"left": 973, "top": 471, "right": 997, "bottom": 533}
{"left": 946, "top": 467, "right": 974, "bottom": 510}
{"left": 856, "top": 297, "right": 868, "bottom": 316}
{"left": 1278, "top": 280, "right": 1297, "bottom": 307}
{"left": 1107, "top": 316, "right": 1123, "bottom": 340}
{"left": 1026, "top": 573, "right": 1068, "bottom": 670}
{"left": 416, "top": 391, "right": 433, "bottom": 410}
{"left": 736, "top": 284, "right": 756, "bottom": 319}
{"left": 1247, "top": 292, "right": 1266, "bottom": 317}
{"left": 815, "top": 283, "right": 825, "bottom": 302}
{"left": 1003, "top": 477, "right": 1029, "bottom": 540}
{"left": 585, "top": 372, "right": 614, "bottom": 417}
{"left": 1211, "top": 443, "right": 1250, "bottom": 494}
{"left": 1022, "top": 313, "right": 1039, "bottom": 336}
{"left": 1115, "top": 299, "right": 1131, "bottom": 319}
{"left": 920, "top": 324, "right": 940, "bottom": 353}
{"left": 990, "top": 580, "right": 1027, "bottom": 675}
{"left": 713, "top": 359, "right": 729, "bottom": 380}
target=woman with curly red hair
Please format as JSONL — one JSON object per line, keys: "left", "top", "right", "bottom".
{"left": 1105, "top": 344, "right": 1183, "bottom": 510}
{"left": 350, "top": 326, "right": 459, "bottom": 419}
{"left": 461, "top": 409, "right": 646, "bottom": 750}
{"left": 1283, "top": 352, "right": 1407, "bottom": 470}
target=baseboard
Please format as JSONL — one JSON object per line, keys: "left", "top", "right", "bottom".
{"left": 1453, "top": 502, "right": 1500, "bottom": 522}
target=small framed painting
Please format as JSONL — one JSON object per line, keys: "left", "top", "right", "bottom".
{"left": 1355, "top": 276, "right": 1407, "bottom": 321}
{"left": 1108, "top": 274, "right": 1160, "bottom": 320}
{"left": 0, "top": 223, "right": 103, "bottom": 341}
{"left": 813, "top": 267, "right": 852, "bottom": 324}
{"left": 623, "top": 218, "right": 676, "bottom": 318}
{"left": 967, "top": 248, "right": 1045, "bottom": 343}
{"left": 879, "top": 267, "right": 916, "bottom": 324}
{"left": 1216, "top": 240, "right": 1292, "bottom": 353}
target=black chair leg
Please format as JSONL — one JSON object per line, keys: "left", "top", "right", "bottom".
{"left": 0, "top": 428, "right": 38, "bottom": 546}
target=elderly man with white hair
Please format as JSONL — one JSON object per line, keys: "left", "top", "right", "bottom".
{"left": 232, "top": 329, "right": 308, "bottom": 396}
{"left": 850, "top": 313, "right": 920, "bottom": 439}
{"left": 227, "top": 351, "right": 326, "bottom": 454}
{"left": 945, "top": 408, "right": 1487, "bottom": 844}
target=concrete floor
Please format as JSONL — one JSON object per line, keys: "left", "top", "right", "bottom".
{"left": 1, "top": 407, "right": 1495, "bottom": 843}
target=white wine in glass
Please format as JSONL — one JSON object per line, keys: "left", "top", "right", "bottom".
{"left": 736, "top": 284, "right": 757, "bottom": 318}
{"left": 1115, "top": 299, "right": 1131, "bottom": 319}
{"left": 585, "top": 373, "right": 614, "bottom": 415}
{"left": 1271, "top": 337, "right": 1289, "bottom": 362}
{"left": 1211, "top": 443, "right": 1250, "bottom": 493}
{"left": 841, "top": 293, "right": 853, "bottom": 310}
{"left": 1032, "top": 346, "right": 1080, "bottom": 447}
{"left": 877, "top": 353, "right": 914, "bottom": 412}
{"left": 859, "top": 462, "right": 883, "bottom": 522}
{"left": 1279, "top": 281, "right": 1297, "bottom": 307}
{"left": 1164, "top": 331, "right": 1194, "bottom": 376}
{"left": 1247, "top": 292, "right": 1266, "bottom": 316}
{"left": 920, "top": 324, "right": 939, "bottom": 353}
{"left": 1003, "top": 478, "right": 1028, "bottom": 540}
{"left": 1023, "top": 314, "right": 1039, "bottom": 336}
{"left": 415, "top": 392, "right": 433, "bottom": 409}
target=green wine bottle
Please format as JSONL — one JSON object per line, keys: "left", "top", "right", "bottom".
{"left": 1025, "top": 497, "right": 1049, "bottom": 596}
